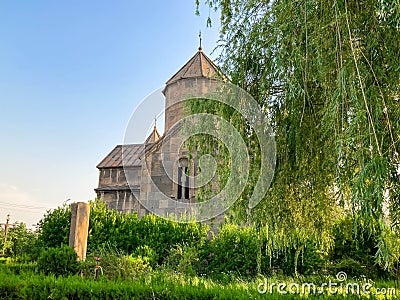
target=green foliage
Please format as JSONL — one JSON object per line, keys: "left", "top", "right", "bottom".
{"left": 298, "top": 243, "right": 327, "bottom": 276}
{"left": 34, "top": 199, "right": 400, "bottom": 279}
{"left": 193, "top": 223, "right": 328, "bottom": 278}
{"left": 164, "top": 243, "right": 200, "bottom": 276}
{"left": 205, "top": 223, "right": 259, "bottom": 277}
{"left": 134, "top": 244, "right": 158, "bottom": 267}
{"left": 87, "top": 199, "right": 209, "bottom": 263}
{"left": 332, "top": 258, "right": 366, "bottom": 278}
{"left": 0, "top": 222, "right": 37, "bottom": 259}
{"left": 156, "top": 219, "right": 391, "bottom": 279}
{"left": 0, "top": 264, "right": 397, "bottom": 299}
{"left": 80, "top": 245, "right": 152, "bottom": 281}
{"left": 37, "top": 245, "right": 79, "bottom": 276}
{"left": 37, "top": 199, "right": 209, "bottom": 265}
{"left": 329, "top": 215, "right": 398, "bottom": 278}
{"left": 36, "top": 204, "right": 71, "bottom": 249}
{"left": 331, "top": 216, "right": 376, "bottom": 267}
{"left": 195, "top": 0, "right": 400, "bottom": 268}
{"left": 377, "top": 226, "right": 400, "bottom": 273}
{"left": 34, "top": 199, "right": 399, "bottom": 279}
{"left": 0, "top": 265, "right": 268, "bottom": 300}
{"left": 87, "top": 199, "right": 139, "bottom": 252}
{"left": 118, "top": 254, "right": 151, "bottom": 280}
{"left": 159, "top": 222, "right": 328, "bottom": 278}
{"left": 0, "top": 262, "right": 36, "bottom": 274}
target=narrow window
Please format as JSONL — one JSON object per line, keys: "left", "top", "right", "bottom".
{"left": 184, "top": 167, "right": 189, "bottom": 199}
{"left": 177, "top": 166, "right": 182, "bottom": 199}
{"left": 177, "top": 158, "right": 190, "bottom": 199}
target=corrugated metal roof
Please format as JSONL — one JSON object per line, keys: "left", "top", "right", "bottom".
{"left": 95, "top": 184, "right": 140, "bottom": 191}
{"left": 97, "top": 144, "right": 144, "bottom": 168}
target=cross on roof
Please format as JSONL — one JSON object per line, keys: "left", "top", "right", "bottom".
{"left": 198, "top": 30, "right": 202, "bottom": 51}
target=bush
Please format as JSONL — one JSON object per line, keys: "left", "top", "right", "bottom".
{"left": 134, "top": 245, "right": 158, "bottom": 267}
{"left": 0, "top": 262, "right": 36, "bottom": 275}
{"left": 205, "top": 223, "right": 259, "bottom": 278}
{"left": 118, "top": 255, "right": 151, "bottom": 280}
{"left": 164, "top": 244, "right": 199, "bottom": 276}
{"left": 329, "top": 215, "right": 383, "bottom": 278}
{"left": 37, "top": 199, "right": 209, "bottom": 265}
{"left": 80, "top": 246, "right": 151, "bottom": 281}
{"left": 36, "top": 205, "right": 71, "bottom": 249}
{"left": 37, "top": 245, "right": 79, "bottom": 276}
{"left": 332, "top": 257, "right": 366, "bottom": 278}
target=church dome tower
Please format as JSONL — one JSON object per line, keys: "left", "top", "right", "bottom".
{"left": 162, "top": 45, "right": 225, "bottom": 132}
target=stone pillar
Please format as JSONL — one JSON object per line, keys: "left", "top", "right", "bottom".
{"left": 69, "top": 202, "right": 90, "bottom": 261}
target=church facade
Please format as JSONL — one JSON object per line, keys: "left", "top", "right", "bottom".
{"left": 95, "top": 46, "right": 224, "bottom": 219}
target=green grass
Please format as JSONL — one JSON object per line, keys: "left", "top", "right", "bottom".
{"left": 0, "top": 264, "right": 398, "bottom": 299}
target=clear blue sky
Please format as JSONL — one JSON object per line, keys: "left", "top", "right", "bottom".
{"left": 0, "top": 1, "right": 220, "bottom": 226}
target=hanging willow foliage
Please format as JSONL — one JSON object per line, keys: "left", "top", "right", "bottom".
{"left": 192, "top": 0, "right": 400, "bottom": 265}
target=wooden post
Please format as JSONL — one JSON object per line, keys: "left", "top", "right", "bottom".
{"left": 69, "top": 202, "right": 90, "bottom": 261}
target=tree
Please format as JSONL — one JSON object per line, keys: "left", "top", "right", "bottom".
{"left": 195, "top": 0, "right": 400, "bottom": 268}
{"left": 0, "top": 222, "right": 37, "bottom": 258}
{"left": 36, "top": 204, "right": 71, "bottom": 249}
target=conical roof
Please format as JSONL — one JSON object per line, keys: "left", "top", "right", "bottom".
{"left": 165, "top": 48, "right": 225, "bottom": 85}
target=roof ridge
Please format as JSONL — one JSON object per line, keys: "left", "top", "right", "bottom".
{"left": 117, "top": 143, "right": 144, "bottom": 146}
{"left": 199, "top": 49, "right": 204, "bottom": 77}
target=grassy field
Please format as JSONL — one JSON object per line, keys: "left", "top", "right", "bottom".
{"left": 0, "top": 263, "right": 398, "bottom": 299}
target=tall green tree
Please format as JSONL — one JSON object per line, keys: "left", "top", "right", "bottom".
{"left": 194, "top": 0, "right": 400, "bottom": 266}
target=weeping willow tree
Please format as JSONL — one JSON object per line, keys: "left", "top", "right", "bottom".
{"left": 192, "top": 0, "right": 400, "bottom": 269}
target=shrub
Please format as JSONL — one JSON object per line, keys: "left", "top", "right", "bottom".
{"left": 36, "top": 205, "right": 71, "bottom": 249}
{"left": 37, "top": 199, "right": 209, "bottom": 265}
{"left": 37, "top": 245, "right": 79, "bottom": 276}
{"left": 134, "top": 245, "right": 158, "bottom": 267}
{"left": 118, "top": 255, "right": 151, "bottom": 280}
{"left": 332, "top": 257, "right": 366, "bottom": 278}
{"left": 201, "top": 223, "right": 259, "bottom": 278}
{"left": 164, "top": 244, "right": 199, "bottom": 276}
{"left": 134, "top": 214, "right": 208, "bottom": 264}
{"left": 329, "top": 215, "right": 383, "bottom": 278}
{"left": 80, "top": 246, "right": 151, "bottom": 281}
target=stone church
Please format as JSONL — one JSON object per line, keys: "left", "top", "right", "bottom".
{"left": 95, "top": 45, "right": 225, "bottom": 220}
